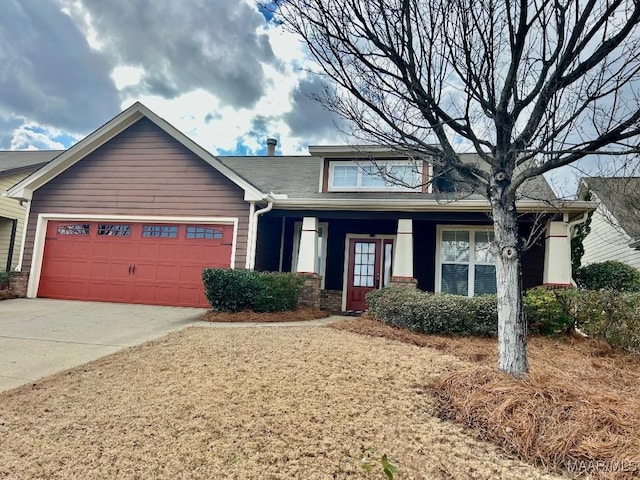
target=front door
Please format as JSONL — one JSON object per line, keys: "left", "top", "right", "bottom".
{"left": 346, "top": 238, "right": 393, "bottom": 311}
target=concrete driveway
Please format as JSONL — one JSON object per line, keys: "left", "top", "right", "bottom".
{"left": 0, "top": 298, "right": 206, "bottom": 392}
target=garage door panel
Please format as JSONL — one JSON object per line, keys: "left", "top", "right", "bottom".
{"left": 39, "top": 220, "right": 232, "bottom": 307}
{"left": 70, "top": 261, "right": 92, "bottom": 277}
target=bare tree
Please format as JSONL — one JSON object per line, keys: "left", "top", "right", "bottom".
{"left": 270, "top": 0, "right": 640, "bottom": 377}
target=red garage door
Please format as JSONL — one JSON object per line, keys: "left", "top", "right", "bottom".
{"left": 38, "top": 221, "right": 233, "bottom": 307}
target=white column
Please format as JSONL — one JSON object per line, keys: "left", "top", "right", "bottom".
{"left": 543, "top": 221, "right": 572, "bottom": 285}
{"left": 296, "top": 217, "right": 318, "bottom": 274}
{"left": 392, "top": 219, "right": 414, "bottom": 278}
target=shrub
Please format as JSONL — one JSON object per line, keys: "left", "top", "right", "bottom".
{"left": 574, "top": 261, "right": 640, "bottom": 291}
{"left": 573, "top": 290, "right": 640, "bottom": 355}
{"left": 523, "top": 286, "right": 579, "bottom": 335}
{"left": 252, "top": 272, "right": 305, "bottom": 313}
{"left": 366, "top": 287, "right": 498, "bottom": 337}
{"left": 0, "top": 271, "right": 15, "bottom": 290}
{"left": 202, "top": 269, "right": 304, "bottom": 313}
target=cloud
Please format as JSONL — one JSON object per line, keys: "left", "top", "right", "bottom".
{"left": 67, "top": 0, "right": 277, "bottom": 110}
{"left": 0, "top": 0, "right": 120, "bottom": 134}
{"left": 284, "top": 76, "right": 346, "bottom": 142}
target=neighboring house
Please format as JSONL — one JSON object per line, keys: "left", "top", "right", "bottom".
{"left": 0, "top": 151, "right": 62, "bottom": 272}
{"left": 5, "top": 103, "right": 592, "bottom": 309}
{"left": 578, "top": 177, "right": 640, "bottom": 270}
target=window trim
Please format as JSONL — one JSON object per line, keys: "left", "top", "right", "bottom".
{"left": 292, "top": 221, "right": 329, "bottom": 288}
{"left": 327, "top": 160, "right": 423, "bottom": 192}
{"left": 434, "top": 225, "right": 496, "bottom": 297}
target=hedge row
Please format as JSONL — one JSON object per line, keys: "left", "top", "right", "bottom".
{"left": 366, "top": 288, "right": 498, "bottom": 337}
{"left": 366, "top": 287, "right": 640, "bottom": 355}
{"left": 202, "top": 269, "right": 304, "bottom": 313}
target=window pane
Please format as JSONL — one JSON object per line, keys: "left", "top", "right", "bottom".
{"left": 389, "top": 165, "right": 419, "bottom": 187}
{"left": 474, "top": 231, "right": 495, "bottom": 264}
{"left": 441, "top": 264, "right": 469, "bottom": 296}
{"left": 186, "top": 226, "right": 223, "bottom": 239}
{"left": 142, "top": 225, "right": 178, "bottom": 238}
{"left": 97, "top": 224, "right": 131, "bottom": 236}
{"left": 441, "top": 231, "right": 469, "bottom": 262}
{"left": 474, "top": 265, "right": 497, "bottom": 295}
{"left": 57, "top": 224, "right": 90, "bottom": 235}
{"left": 361, "top": 165, "right": 386, "bottom": 187}
{"left": 333, "top": 165, "right": 358, "bottom": 187}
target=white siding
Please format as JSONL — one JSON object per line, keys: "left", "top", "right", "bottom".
{"left": 581, "top": 203, "right": 640, "bottom": 269}
{"left": 0, "top": 170, "right": 35, "bottom": 270}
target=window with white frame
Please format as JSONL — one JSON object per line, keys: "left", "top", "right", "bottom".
{"left": 292, "top": 222, "right": 328, "bottom": 287}
{"left": 437, "top": 228, "right": 496, "bottom": 296}
{"left": 328, "top": 160, "right": 422, "bottom": 191}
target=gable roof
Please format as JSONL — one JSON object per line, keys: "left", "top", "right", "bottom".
{"left": 6, "top": 102, "right": 264, "bottom": 202}
{"left": 580, "top": 177, "right": 640, "bottom": 241}
{"left": 0, "top": 150, "right": 62, "bottom": 176}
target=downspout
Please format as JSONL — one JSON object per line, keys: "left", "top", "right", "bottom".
{"left": 15, "top": 200, "right": 31, "bottom": 272}
{"left": 248, "top": 195, "right": 274, "bottom": 271}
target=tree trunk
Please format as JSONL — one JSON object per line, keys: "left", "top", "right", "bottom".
{"left": 491, "top": 179, "right": 528, "bottom": 378}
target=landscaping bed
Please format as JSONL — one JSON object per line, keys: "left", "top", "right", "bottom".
{"left": 332, "top": 316, "right": 640, "bottom": 480}
{"left": 200, "top": 306, "right": 329, "bottom": 323}
{"left": 0, "top": 325, "right": 562, "bottom": 480}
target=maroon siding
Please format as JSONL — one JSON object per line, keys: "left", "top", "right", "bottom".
{"left": 23, "top": 118, "right": 250, "bottom": 273}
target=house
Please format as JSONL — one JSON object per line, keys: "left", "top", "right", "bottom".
{"left": 578, "top": 177, "right": 640, "bottom": 270}
{"left": 1, "top": 151, "right": 62, "bottom": 272}
{"left": 4, "top": 102, "right": 593, "bottom": 309}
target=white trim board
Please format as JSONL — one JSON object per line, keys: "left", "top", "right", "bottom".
{"left": 27, "top": 214, "right": 239, "bottom": 299}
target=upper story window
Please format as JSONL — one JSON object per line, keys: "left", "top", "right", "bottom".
{"left": 328, "top": 160, "right": 422, "bottom": 192}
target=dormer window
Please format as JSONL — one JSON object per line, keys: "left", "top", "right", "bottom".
{"left": 328, "top": 160, "right": 422, "bottom": 191}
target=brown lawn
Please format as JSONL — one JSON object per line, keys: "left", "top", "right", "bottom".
{"left": 332, "top": 317, "right": 640, "bottom": 480}
{"left": 0, "top": 325, "right": 565, "bottom": 480}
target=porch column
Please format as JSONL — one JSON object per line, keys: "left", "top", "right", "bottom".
{"left": 543, "top": 221, "right": 572, "bottom": 286}
{"left": 391, "top": 219, "right": 417, "bottom": 287}
{"left": 296, "top": 217, "right": 318, "bottom": 274}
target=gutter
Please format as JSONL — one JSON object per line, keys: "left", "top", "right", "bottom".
{"left": 270, "top": 197, "right": 597, "bottom": 213}
{"left": 246, "top": 195, "right": 274, "bottom": 270}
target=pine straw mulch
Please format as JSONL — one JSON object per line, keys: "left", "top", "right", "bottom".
{"left": 0, "top": 290, "right": 17, "bottom": 301}
{"left": 331, "top": 316, "right": 640, "bottom": 480}
{"left": 200, "top": 306, "right": 329, "bottom": 323}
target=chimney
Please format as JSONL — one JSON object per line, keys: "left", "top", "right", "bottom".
{"left": 267, "top": 138, "right": 277, "bottom": 156}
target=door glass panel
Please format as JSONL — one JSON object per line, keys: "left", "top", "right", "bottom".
{"left": 57, "top": 224, "right": 90, "bottom": 235}
{"left": 383, "top": 242, "right": 393, "bottom": 287}
{"left": 353, "top": 241, "right": 376, "bottom": 288}
{"left": 97, "top": 224, "right": 131, "bottom": 236}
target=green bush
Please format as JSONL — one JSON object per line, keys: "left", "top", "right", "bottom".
{"left": 202, "top": 269, "right": 304, "bottom": 313}
{"left": 366, "top": 287, "right": 498, "bottom": 337}
{"left": 573, "top": 290, "right": 640, "bottom": 355}
{"left": 574, "top": 261, "right": 640, "bottom": 291}
{"left": 252, "top": 272, "right": 305, "bottom": 313}
{"left": 523, "top": 286, "right": 579, "bottom": 335}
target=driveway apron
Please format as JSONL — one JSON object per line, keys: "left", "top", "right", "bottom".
{"left": 0, "top": 298, "right": 205, "bottom": 392}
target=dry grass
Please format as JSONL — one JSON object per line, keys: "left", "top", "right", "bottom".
{"left": 332, "top": 317, "right": 640, "bottom": 480}
{"left": 0, "top": 326, "right": 565, "bottom": 480}
{"left": 200, "top": 306, "right": 329, "bottom": 323}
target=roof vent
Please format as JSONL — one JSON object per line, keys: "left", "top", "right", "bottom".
{"left": 266, "top": 138, "right": 277, "bottom": 156}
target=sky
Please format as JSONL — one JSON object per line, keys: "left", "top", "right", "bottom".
{"left": 0, "top": 0, "right": 623, "bottom": 197}
{"left": 0, "top": 0, "right": 346, "bottom": 156}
